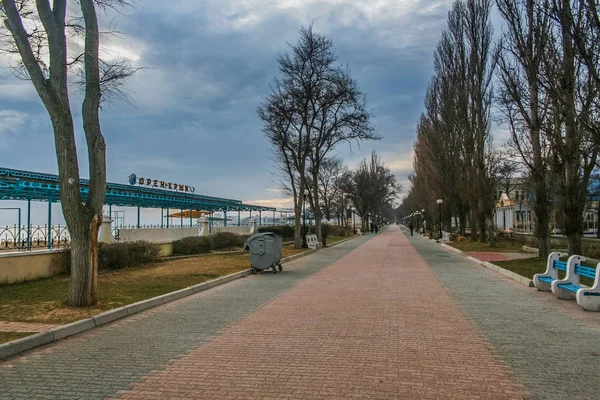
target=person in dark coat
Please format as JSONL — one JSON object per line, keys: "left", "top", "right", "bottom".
{"left": 370, "top": 222, "right": 375, "bottom": 234}
{"left": 409, "top": 222, "right": 414, "bottom": 236}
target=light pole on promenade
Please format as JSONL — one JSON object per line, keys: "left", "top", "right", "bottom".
{"left": 301, "top": 189, "right": 309, "bottom": 248}
{"left": 437, "top": 199, "right": 444, "bottom": 239}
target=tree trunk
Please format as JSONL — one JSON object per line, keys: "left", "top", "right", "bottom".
{"left": 532, "top": 181, "right": 551, "bottom": 259}
{"left": 294, "top": 205, "right": 302, "bottom": 249}
{"left": 89, "top": 215, "right": 101, "bottom": 303}
{"left": 459, "top": 210, "right": 467, "bottom": 237}
{"left": 538, "top": 232, "right": 551, "bottom": 260}
{"left": 315, "top": 210, "right": 323, "bottom": 240}
{"left": 568, "top": 231, "right": 582, "bottom": 256}
{"left": 597, "top": 200, "right": 600, "bottom": 239}
{"left": 479, "top": 214, "right": 487, "bottom": 243}
{"left": 312, "top": 171, "right": 323, "bottom": 242}
{"left": 68, "top": 214, "right": 101, "bottom": 306}
{"left": 69, "top": 236, "right": 93, "bottom": 307}
{"left": 470, "top": 210, "right": 478, "bottom": 241}
{"left": 489, "top": 218, "right": 496, "bottom": 247}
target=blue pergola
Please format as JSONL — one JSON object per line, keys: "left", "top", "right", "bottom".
{"left": 0, "top": 167, "right": 276, "bottom": 250}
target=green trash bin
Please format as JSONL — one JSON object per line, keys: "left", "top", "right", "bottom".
{"left": 243, "top": 232, "right": 283, "bottom": 274}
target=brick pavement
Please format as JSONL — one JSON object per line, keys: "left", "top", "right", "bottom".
{"left": 464, "top": 252, "right": 535, "bottom": 262}
{"left": 465, "top": 251, "right": 510, "bottom": 262}
{"left": 110, "top": 226, "right": 526, "bottom": 399}
{"left": 5, "top": 227, "right": 595, "bottom": 399}
{"left": 410, "top": 234, "right": 600, "bottom": 400}
{"left": 0, "top": 235, "right": 373, "bottom": 400}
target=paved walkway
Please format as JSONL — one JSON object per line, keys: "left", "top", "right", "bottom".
{"left": 1, "top": 226, "right": 599, "bottom": 399}
{"left": 409, "top": 232, "right": 600, "bottom": 400}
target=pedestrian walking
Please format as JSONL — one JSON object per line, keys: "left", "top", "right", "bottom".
{"left": 375, "top": 224, "right": 379, "bottom": 234}
{"left": 370, "top": 222, "right": 375, "bottom": 234}
{"left": 409, "top": 222, "right": 414, "bottom": 236}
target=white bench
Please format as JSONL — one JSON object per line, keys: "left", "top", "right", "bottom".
{"left": 306, "top": 234, "right": 322, "bottom": 250}
{"left": 549, "top": 255, "right": 600, "bottom": 311}
{"left": 533, "top": 252, "right": 568, "bottom": 291}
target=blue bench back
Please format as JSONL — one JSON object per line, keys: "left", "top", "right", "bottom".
{"left": 553, "top": 260, "right": 568, "bottom": 271}
{"left": 575, "top": 265, "right": 597, "bottom": 279}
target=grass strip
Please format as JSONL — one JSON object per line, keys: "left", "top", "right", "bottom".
{"left": 0, "top": 243, "right": 310, "bottom": 325}
{"left": 449, "top": 239, "right": 526, "bottom": 253}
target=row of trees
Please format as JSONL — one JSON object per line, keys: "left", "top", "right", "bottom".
{"left": 404, "top": 0, "right": 600, "bottom": 258}
{"left": 315, "top": 152, "right": 400, "bottom": 231}
{"left": 405, "top": 0, "right": 498, "bottom": 245}
{"left": 259, "top": 26, "right": 397, "bottom": 247}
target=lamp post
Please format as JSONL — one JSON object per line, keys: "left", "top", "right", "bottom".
{"left": 352, "top": 207, "right": 356, "bottom": 233}
{"left": 301, "top": 189, "right": 309, "bottom": 248}
{"left": 421, "top": 209, "right": 425, "bottom": 234}
{"left": 437, "top": 199, "right": 443, "bottom": 239}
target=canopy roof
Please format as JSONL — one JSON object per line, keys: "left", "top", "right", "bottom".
{"left": 0, "top": 167, "right": 276, "bottom": 212}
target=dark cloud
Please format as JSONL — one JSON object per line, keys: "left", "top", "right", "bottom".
{"left": 0, "top": 0, "right": 453, "bottom": 223}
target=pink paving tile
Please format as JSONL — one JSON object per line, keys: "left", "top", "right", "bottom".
{"left": 111, "top": 226, "right": 528, "bottom": 399}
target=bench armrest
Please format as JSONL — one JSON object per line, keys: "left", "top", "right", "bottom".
{"left": 558, "top": 254, "right": 585, "bottom": 285}
{"left": 541, "top": 252, "right": 564, "bottom": 279}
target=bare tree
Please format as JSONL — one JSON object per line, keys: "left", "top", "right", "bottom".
{"left": 542, "top": 0, "right": 599, "bottom": 254}
{"left": 496, "top": 0, "right": 554, "bottom": 258}
{"left": 1, "top": 0, "right": 136, "bottom": 306}
{"left": 258, "top": 26, "right": 376, "bottom": 247}
{"left": 314, "top": 156, "right": 345, "bottom": 222}
{"left": 571, "top": 1, "right": 600, "bottom": 115}
{"left": 461, "top": 0, "right": 498, "bottom": 242}
{"left": 342, "top": 151, "right": 400, "bottom": 230}
{"left": 330, "top": 169, "right": 352, "bottom": 226}
{"left": 409, "top": 0, "right": 496, "bottom": 240}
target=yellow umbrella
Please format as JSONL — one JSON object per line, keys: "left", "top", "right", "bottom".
{"left": 167, "top": 210, "right": 210, "bottom": 218}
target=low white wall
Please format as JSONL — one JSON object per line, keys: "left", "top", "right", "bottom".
{"left": 211, "top": 226, "right": 252, "bottom": 235}
{"left": 118, "top": 227, "right": 198, "bottom": 243}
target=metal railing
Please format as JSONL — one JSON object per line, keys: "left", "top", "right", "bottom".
{"left": 0, "top": 224, "right": 70, "bottom": 251}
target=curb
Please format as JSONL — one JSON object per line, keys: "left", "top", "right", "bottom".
{"left": 324, "top": 235, "right": 361, "bottom": 248}
{"left": 440, "top": 243, "right": 534, "bottom": 288}
{"left": 1, "top": 239, "right": 355, "bottom": 361}
{"left": 522, "top": 245, "right": 539, "bottom": 255}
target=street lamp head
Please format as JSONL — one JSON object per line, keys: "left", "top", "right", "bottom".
{"left": 437, "top": 199, "right": 443, "bottom": 205}
{"left": 421, "top": 209, "right": 425, "bottom": 213}
{"left": 304, "top": 189, "right": 309, "bottom": 196}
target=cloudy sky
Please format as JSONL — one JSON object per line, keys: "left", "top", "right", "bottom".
{"left": 0, "top": 0, "right": 457, "bottom": 225}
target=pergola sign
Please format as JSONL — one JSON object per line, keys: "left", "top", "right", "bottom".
{"left": 129, "top": 173, "right": 195, "bottom": 193}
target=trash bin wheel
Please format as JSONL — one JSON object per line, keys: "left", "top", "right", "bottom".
{"left": 278, "top": 264, "right": 282, "bottom": 272}
{"left": 271, "top": 265, "right": 277, "bottom": 274}
{"left": 251, "top": 267, "right": 258, "bottom": 274}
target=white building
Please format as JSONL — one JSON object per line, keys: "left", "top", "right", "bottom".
{"left": 495, "top": 193, "right": 534, "bottom": 232}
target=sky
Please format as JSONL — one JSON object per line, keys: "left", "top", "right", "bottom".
{"left": 0, "top": 0, "right": 458, "bottom": 226}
